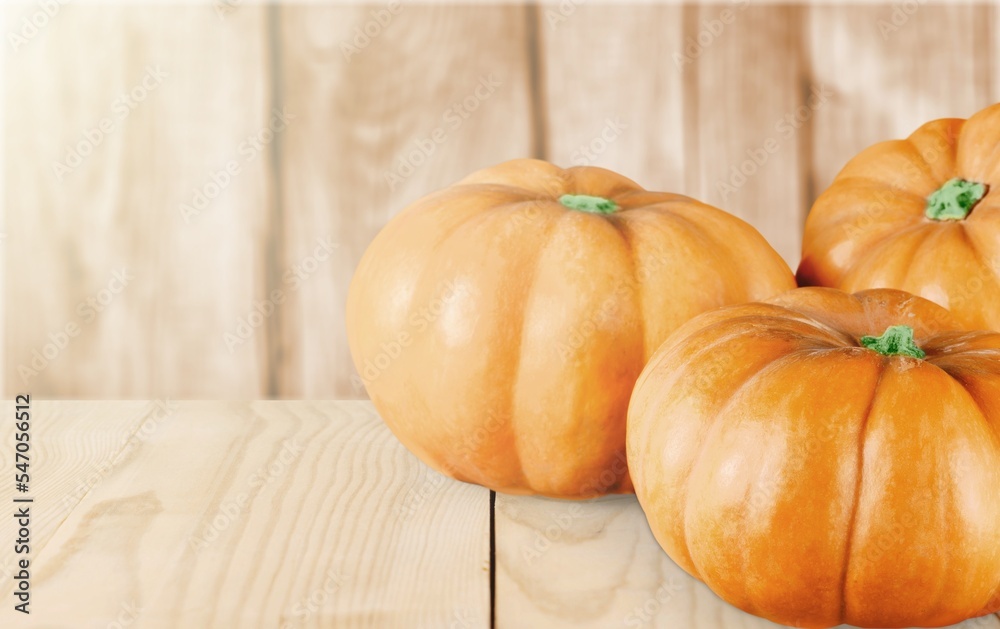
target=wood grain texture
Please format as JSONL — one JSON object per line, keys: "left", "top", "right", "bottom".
{"left": 495, "top": 493, "right": 1000, "bottom": 629}
{"left": 537, "top": 4, "right": 686, "bottom": 192}
{"left": 3, "top": 4, "right": 274, "bottom": 398}
{"left": 3, "top": 5, "right": 1000, "bottom": 398}
{"left": 0, "top": 401, "right": 994, "bottom": 627}
{"left": 0, "top": 400, "right": 156, "bottom": 582}
{"left": 494, "top": 493, "right": 778, "bottom": 629}
{"left": 806, "top": 4, "right": 996, "bottom": 197}
{"left": 684, "top": 4, "right": 807, "bottom": 266}
{"left": 0, "top": 401, "right": 491, "bottom": 628}
{"left": 273, "top": 5, "right": 536, "bottom": 399}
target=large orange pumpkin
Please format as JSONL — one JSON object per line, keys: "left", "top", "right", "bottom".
{"left": 346, "top": 159, "right": 794, "bottom": 498}
{"left": 798, "top": 103, "right": 1000, "bottom": 330}
{"left": 628, "top": 287, "right": 1000, "bottom": 628}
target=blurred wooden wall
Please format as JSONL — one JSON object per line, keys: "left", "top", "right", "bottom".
{"left": 4, "top": 2, "right": 999, "bottom": 399}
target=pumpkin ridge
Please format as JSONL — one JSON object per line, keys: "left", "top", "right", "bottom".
{"left": 611, "top": 189, "right": 696, "bottom": 210}
{"left": 846, "top": 218, "right": 929, "bottom": 269}
{"left": 447, "top": 182, "right": 562, "bottom": 207}
{"left": 730, "top": 313, "right": 855, "bottom": 349}
{"left": 628, "top": 324, "right": 773, "bottom": 492}
{"left": 959, "top": 110, "right": 1000, "bottom": 180}
{"left": 829, "top": 176, "right": 929, "bottom": 206}
{"left": 755, "top": 303, "right": 861, "bottom": 349}
{"left": 955, "top": 223, "right": 1000, "bottom": 318}
{"left": 798, "top": 185, "right": 924, "bottom": 287}
{"left": 838, "top": 362, "right": 886, "bottom": 624}
{"left": 508, "top": 207, "right": 635, "bottom": 495}
{"left": 657, "top": 202, "right": 796, "bottom": 300}
{"left": 806, "top": 175, "right": 927, "bottom": 232}
{"left": 605, "top": 214, "right": 646, "bottom": 360}
{"left": 425, "top": 202, "right": 546, "bottom": 488}
{"left": 600, "top": 216, "right": 652, "bottom": 494}
{"left": 907, "top": 232, "right": 953, "bottom": 298}
{"left": 681, "top": 348, "right": 808, "bottom": 588}
{"left": 839, "top": 139, "right": 938, "bottom": 191}
{"left": 501, "top": 203, "right": 567, "bottom": 493}
{"left": 454, "top": 158, "right": 565, "bottom": 195}
{"left": 906, "top": 119, "right": 964, "bottom": 183}
{"left": 664, "top": 309, "right": 858, "bottom": 364}
{"left": 981, "top": 139, "right": 1000, "bottom": 181}
{"left": 894, "top": 225, "right": 966, "bottom": 310}
{"left": 840, "top": 222, "right": 935, "bottom": 292}
{"left": 640, "top": 206, "right": 735, "bottom": 282}
{"left": 350, "top": 190, "right": 495, "bottom": 375}
{"left": 903, "top": 136, "right": 947, "bottom": 186}
{"left": 608, "top": 208, "right": 746, "bottom": 359}
{"left": 923, "top": 356, "right": 1000, "bottom": 453}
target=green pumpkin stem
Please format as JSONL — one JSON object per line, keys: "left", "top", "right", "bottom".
{"left": 860, "top": 325, "right": 925, "bottom": 359}
{"left": 559, "top": 194, "right": 618, "bottom": 214}
{"left": 925, "top": 178, "right": 987, "bottom": 221}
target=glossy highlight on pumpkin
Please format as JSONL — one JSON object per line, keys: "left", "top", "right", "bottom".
{"left": 627, "top": 287, "right": 1000, "bottom": 628}
{"left": 798, "top": 102, "right": 1000, "bottom": 330}
{"left": 346, "top": 158, "right": 795, "bottom": 499}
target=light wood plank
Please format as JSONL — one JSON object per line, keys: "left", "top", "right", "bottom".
{"left": 0, "top": 401, "right": 490, "bottom": 628}
{"left": 806, "top": 4, "right": 995, "bottom": 199}
{"left": 3, "top": 5, "right": 273, "bottom": 398}
{"left": 495, "top": 493, "right": 1000, "bottom": 629}
{"left": 273, "top": 5, "right": 536, "bottom": 398}
{"left": 685, "top": 4, "right": 807, "bottom": 266}
{"left": 538, "top": 4, "right": 686, "bottom": 192}
{"left": 0, "top": 400, "right": 157, "bottom": 584}
{"left": 2, "top": 5, "right": 999, "bottom": 400}
{"left": 495, "top": 493, "right": 782, "bottom": 629}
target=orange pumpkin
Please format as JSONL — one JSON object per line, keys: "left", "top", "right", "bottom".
{"left": 628, "top": 287, "right": 1000, "bottom": 628}
{"left": 346, "top": 159, "right": 794, "bottom": 498}
{"left": 798, "top": 103, "right": 1000, "bottom": 330}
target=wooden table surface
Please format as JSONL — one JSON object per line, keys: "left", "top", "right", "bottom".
{"left": 0, "top": 401, "right": 996, "bottom": 629}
